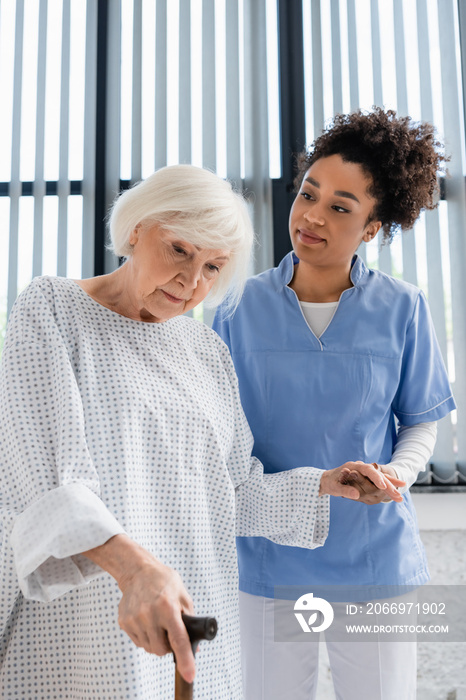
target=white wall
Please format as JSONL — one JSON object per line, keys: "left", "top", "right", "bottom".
{"left": 412, "top": 493, "right": 466, "bottom": 530}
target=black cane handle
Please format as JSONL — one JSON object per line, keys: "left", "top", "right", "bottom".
{"left": 181, "top": 613, "right": 218, "bottom": 654}
{"left": 174, "top": 614, "right": 218, "bottom": 700}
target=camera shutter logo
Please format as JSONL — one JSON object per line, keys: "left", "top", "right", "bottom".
{"left": 294, "top": 593, "right": 335, "bottom": 633}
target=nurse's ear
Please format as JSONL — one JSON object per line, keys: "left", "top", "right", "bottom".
{"left": 362, "top": 220, "right": 382, "bottom": 243}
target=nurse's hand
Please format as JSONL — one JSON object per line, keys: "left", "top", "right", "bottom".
{"left": 319, "top": 461, "right": 405, "bottom": 502}
{"left": 338, "top": 463, "right": 405, "bottom": 504}
{"left": 82, "top": 534, "right": 196, "bottom": 683}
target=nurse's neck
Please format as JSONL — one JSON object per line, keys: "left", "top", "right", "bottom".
{"left": 289, "top": 259, "right": 353, "bottom": 303}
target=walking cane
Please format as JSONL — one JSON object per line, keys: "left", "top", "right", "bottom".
{"left": 174, "top": 613, "right": 218, "bottom": 700}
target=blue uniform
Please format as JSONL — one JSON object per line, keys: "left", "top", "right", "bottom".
{"left": 213, "top": 253, "right": 456, "bottom": 598}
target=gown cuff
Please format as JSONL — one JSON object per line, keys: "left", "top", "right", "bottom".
{"left": 11, "top": 483, "right": 126, "bottom": 602}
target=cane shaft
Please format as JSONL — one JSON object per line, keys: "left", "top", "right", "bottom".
{"left": 175, "top": 667, "right": 193, "bottom": 700}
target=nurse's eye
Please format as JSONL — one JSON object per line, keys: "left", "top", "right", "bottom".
{"left": 332, "top": 205, "right": 351, "bottom": 213}
{"left": 300, "top": 192, "right": 315, "bottom": 201}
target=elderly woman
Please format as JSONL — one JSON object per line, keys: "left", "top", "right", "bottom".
{"left": 0, "top": 165, "right": 401, "bottom": 700}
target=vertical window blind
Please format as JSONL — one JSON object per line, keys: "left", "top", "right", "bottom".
{"left": 301, "top": 0, "right": 466, "bottom": 483}
{"left": 0, "top": 0, "right": 97, "bottom": 326}
{"left": 105, "top": 0, "right": 276, "bottom": 288}
{"left": 0, "top": 0, "right": 464, "bottom": 483}
{"left": 0, "top": 0, "right": 278, "bottom": 338}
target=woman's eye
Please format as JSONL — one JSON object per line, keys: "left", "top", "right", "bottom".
{"left": 301, "top": 192, "right": 314, "bottom": 201}
{"left": 333, "top": 205, "right": 350, "bottom": 213}
{"left": 173, "top": 245, "right": 187, "bottom": 255}
{"left": 206, "top": 264, "right": 220, "bottom": 274}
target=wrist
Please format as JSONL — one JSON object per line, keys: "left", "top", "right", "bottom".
{"left": 319, "top": 470, "right": 328, "bottom": 496}
{"left": 82, "top": 534, "right": 159, "bottom": 590}
{"left": 379, "top": 464, "right": 398, "bottom": 479}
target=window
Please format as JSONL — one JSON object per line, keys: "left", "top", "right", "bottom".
{"left": 0, "top": 0, "right": 279, "bottom": 339}
{"left": 1, "top": 0, "right": 465, "bottom": 483}
{"left": 275, "top": 0, "right": 466, "bottom": 483}
{"left": 0, "top": 0, "right": 97, "bottom": 354}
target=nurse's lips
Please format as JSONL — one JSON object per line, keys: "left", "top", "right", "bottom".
{"left": 162, "top": 290, "right": 185, "bottom": 303}
{"left": 298, "top": 229, "right": 325, "bottom": 245}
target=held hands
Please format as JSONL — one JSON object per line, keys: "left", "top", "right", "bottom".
{"left": 319, "top": 461, "right": 405, "bottom": 503}
{"left": 82, "top": 534, "right": 196, "bottom": 683}
{"left": 339, "top": 463, "right": 404, "bottom": 504}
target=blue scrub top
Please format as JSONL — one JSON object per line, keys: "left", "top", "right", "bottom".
{"left": 213, "top": 253, "right": 456, "bottom": 598}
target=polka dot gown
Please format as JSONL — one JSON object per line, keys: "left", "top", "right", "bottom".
{"left": 0, "top": 277, "right": 329, "bottom": 699}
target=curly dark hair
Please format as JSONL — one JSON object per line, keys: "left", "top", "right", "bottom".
{"left": 294, "top": 108, "right": 448, "bottom": 243}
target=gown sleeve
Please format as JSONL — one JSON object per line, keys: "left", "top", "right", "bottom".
{"left": 0, "top": 280, "right": 125, "bottom": 603}
{"left": 213, "top": 334, "right": 330, "bottom": 549}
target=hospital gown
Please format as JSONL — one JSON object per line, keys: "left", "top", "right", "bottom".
{"left": 0, "top": 277, "right": 329, "bottom": 699}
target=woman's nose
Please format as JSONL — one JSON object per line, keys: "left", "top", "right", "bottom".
{"left": 177, "top": 262, "right": 202, "bottom": 288}
{"left": 304, "top": 204, "right": 325, "bottom": 226}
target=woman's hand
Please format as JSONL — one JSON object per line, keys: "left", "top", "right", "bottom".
{"left": 117, "top": 559, "right": 195, "bottom": 676}
{"left": 82, "top": 534, "right": 196, "bottom": 683}
{"left": 338, "top": 463, "right": 404, "bottom": 504}
{"left": 319, "top": 461, "right": 405, "bottom": 503}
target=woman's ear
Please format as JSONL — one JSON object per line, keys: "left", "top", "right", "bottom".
{"left": 128, "top": 223, "right": 142, "bottom": 246}
{"left": 362, "top": 220, "right": 382, "bottom": 243}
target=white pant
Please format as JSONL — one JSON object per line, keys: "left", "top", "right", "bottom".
{"left": 239, "top": 591, "right": 417, "bottom": 700}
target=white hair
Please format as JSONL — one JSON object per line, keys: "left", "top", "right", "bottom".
{"left": 108, "top": 164, "right": 254, "bottom": 311}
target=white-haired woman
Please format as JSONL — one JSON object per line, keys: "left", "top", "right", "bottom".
{"left": 0, "top": 165, "right": 402, "bottom": 700}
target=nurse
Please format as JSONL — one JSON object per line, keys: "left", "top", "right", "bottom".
{"left": 213, "top": 108, "right": 456, "bottom": 700}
